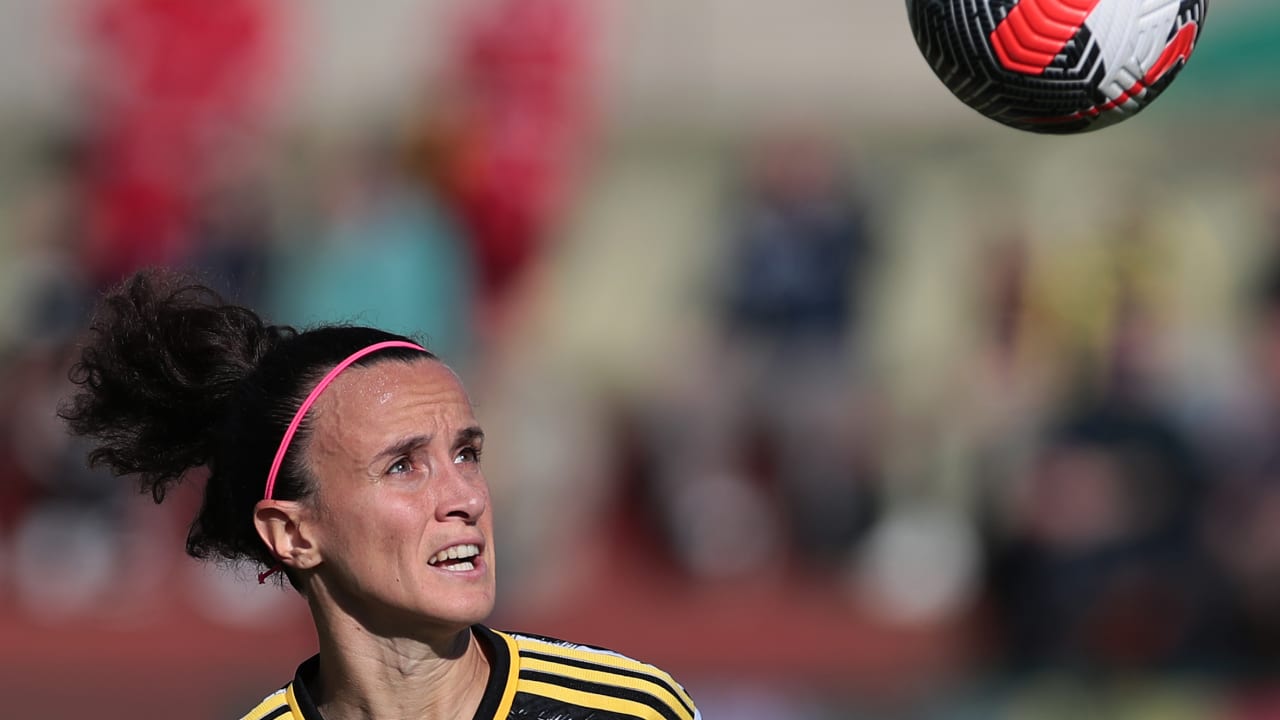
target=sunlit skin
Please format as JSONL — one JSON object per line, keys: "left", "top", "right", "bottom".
{"left": 254, "top": 358, "right": 496, "bottom": 720}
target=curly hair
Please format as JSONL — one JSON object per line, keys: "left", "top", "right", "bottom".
{"left": 59, "top": 268, "right": 435, "bottom": 574}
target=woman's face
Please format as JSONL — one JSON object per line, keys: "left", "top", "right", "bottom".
{"left": 300, "top": 358, "right": 496, "bottom": 635}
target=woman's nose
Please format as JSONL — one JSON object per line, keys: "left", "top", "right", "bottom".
{"left": 435, "top": 463, "right": 487, "bottom": 523}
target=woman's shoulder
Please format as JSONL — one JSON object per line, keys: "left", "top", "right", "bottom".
{"left": 498, "top": 628, "right": 673, "bottom": 666}
{"left": 485, "top": 626, "right": 702, "bottom": 720}
{"left": 236, "top": 687, "right": 295, "bottom": 720}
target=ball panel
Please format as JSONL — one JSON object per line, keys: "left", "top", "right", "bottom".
{"left": 905, "top": 0, "right": 1208, "bottom": 133}
{"left": 989, "top": 0, "right": 1100, "bottom": 75}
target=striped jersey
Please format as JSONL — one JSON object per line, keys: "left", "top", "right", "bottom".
{"left": 240, "top": 625, "right": 700, "bottom": 720}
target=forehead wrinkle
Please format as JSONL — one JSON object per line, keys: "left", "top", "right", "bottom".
{"left": 376, "top": 433, "right": 434, "bottom": 462}
{"left": 300, "top": 359, "right": 475, "bottom": 471}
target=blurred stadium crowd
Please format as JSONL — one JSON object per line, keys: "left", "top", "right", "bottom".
{"left": 3, "top": 1, "right": 1280, "bottom": 718}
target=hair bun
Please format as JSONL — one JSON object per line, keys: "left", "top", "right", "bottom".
{"left": 60, "top": 269, "right": 284, "bottom": 501}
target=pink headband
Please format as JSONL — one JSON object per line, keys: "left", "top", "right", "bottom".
{"left": 258, "top": 340, "right": 428, "bottom": 583}
{"left": 263, "top": 340, "right": 428, "bottom": 501}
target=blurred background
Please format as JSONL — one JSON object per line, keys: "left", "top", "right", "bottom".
{"left": 0, "top": 0, "right": 1279, "bottom": 717}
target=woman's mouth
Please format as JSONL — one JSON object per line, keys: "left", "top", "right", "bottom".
{"left": 428, "top": 543, "right": 481, "bottom": 572}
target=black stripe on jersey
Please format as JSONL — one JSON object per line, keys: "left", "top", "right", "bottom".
{"left": 520, "top": 669, "right": 684, "bottom": 720}
{"left": 521, "top": 650, "right": 695, "bottom": 718}
{"left": 260, "top": 706, "right": 291, "bottom": 720}
{"left": 513, "top": 691, "right": 638, "bottom": 720}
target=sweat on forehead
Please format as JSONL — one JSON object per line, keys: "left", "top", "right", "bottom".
{"left": 289, "top": 368, "right": 473, "bottom": 509}
{"left": 301, "top": 360, "right": 478, "bottom": 460}
{"left": 310, "top": 358, "right": 468, "bottom": 417}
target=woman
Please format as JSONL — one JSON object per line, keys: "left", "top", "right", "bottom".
{"left": 61, "top": 269, "right": 700, "bottom": 720}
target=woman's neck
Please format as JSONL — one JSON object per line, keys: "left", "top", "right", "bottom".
{"left": 308, "top": 609, "right": 492, "bottom": 720}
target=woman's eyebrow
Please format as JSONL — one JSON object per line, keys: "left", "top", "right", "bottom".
{"left": 374, "top": 434, "right": 432, "bottom": 461}
{"left": 453, "top": 426, "right": 485, "bottom": 448}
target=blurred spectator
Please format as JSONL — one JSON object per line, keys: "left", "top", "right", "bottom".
{"left": 985, "top": 388, "right": 1211, "bottom": 673}
{"left": 186, "top": 173, "right": 276, "bottom": 309}
{"left": 639, "top": 129, "right": 881, "bottom": 581}
{"left": 77, "top": 0, "right": 284, "bottom": 288}
{"left": 979, "top": 220, "right": 1217, "bottom": 676}
{"left": 418, "top": 0, "right": 596, "bottom": 341}
{"left": 267, "top": 140, "right": 476, "bottom": 370}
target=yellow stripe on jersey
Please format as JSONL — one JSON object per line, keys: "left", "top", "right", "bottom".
{"left": 285, "top": 683, "right": 305, "bottom": 718}
{"left": 521, "top": 657, "right": 694, "bottom": 720}
{"left": 519, "top": 678, "right": 677, "bottom": 719}
{"left": 491, "top": 630, "right": 522, "bottom": 718}
{"left": 513, "top": 636, "right": 696, "bottom": 711}
{"left": 239, "top": 689, "right": 291, "bottom": 720}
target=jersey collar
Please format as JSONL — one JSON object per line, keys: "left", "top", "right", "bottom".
{"left": 287, "top": 624, "right": 516, "bottom": 720}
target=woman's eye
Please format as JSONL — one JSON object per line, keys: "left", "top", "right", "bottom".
{"left": 388, "top": 458, "right": 412, "bottom": 474}
{"left": 454, "top": 446, "right": 481, "bottom": 465}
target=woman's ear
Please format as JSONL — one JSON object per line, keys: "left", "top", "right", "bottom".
{"left": 254, "top": 499, "right": 321, "bottom": 572}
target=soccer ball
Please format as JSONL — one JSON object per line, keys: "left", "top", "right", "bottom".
{"left": 906, "top": 0, "right": 1208, "bottom": 134}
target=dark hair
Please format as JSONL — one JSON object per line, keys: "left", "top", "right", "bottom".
{"left": 59, "top": 268, "right": 436, "bottom": 574}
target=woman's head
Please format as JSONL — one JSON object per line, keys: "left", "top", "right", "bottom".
{"left": 257, "top": 357, "right": 495, "bottom": 633}
{"left": 60, "top": 270, "right": 495, "bottom": 628}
